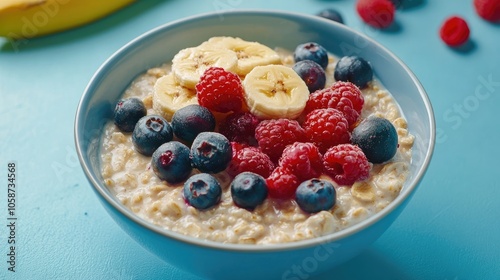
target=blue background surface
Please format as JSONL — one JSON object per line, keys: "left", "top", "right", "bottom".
{"left": 1, "top": 0, "right": 499, "bottom": 279}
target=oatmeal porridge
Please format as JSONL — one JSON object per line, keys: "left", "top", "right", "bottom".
{"left": 100, "top": 37, "right": 414, "bottom": 245}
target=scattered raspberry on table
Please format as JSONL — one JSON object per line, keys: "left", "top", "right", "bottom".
{"left": 439, "top": 16, "right": 470, "bottom": 47}
{"left": 356, "top": 0, "right": 395, "bottom": 28}
{"left": 474, "top": 0, "right": 500, "bottom": 22}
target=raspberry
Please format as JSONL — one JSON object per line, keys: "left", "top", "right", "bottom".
{"left": 304, "top": 88, "right": 335, "bottom": 115}
{"left": 474, "top": 0, "right": 500, "bottom": 22}
{"left": 230, "top": 141, "right": 248, "bottom": 156}
{"left": 330, "top": 81, "right": 364, "bottom": 113}
{"left": 196, "top": 67, "right": 244, "bottom": 113}
{"left": 303, "top": 82, "right": 363, "bottom": 126}
{"left": 227, "top": 146, "right": 275, "bottom": 178}
{"left": 255, "top": 118, "right": 306, "bottom": 163}
{"left": 266, "top": 166, "right": 301, "bottom": 199}
{"left": 356, "top": 0, "right": 395, "bottom": 29}
{"left": 278, "top": 142, "right": 323, "bottom": 181}
{"left": 302, "top": 108, "right": 351, "bottom": 153}
{"left": 219, "top": 112, "right": 260, "bottom": 144}
{"left": 323, "top": 144, "right": 371, "bottom": 186}
{"left": 439, "top": 16, "right": 470, "bottom": 47}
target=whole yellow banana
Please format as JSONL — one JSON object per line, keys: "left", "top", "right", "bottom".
{"left": 0, "top": 0, "right": 135, "bottom": 39}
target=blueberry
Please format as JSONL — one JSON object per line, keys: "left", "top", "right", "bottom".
{"left": 294, "top": 42, "right": 329, "bottom": 70}
{"left": 190, "top": 132, "right": 232, "bottom": 173}
{"left": 295, "top": 179, "right": 336, "bottom": 213}
{"left": 292, "top": 60, "right": 327, "bottom": 93}
{"left": 151, "top": 141, "right": 192, "bottom": 184}
{"left": 114, "top": 98, "right": 146, "bottom": 132}
{"left": 231, "top": 172, "right": 268, "bottom": 210}
{"left": 351, "top": 116, "right": 398, "bottom": 164}
{"left": 316, "top": 8, "right": 344, "bottom": 24}
{"left": 132, "top": 115, "right": 173, "bottom": 156}
{"left": 172, "top": 104, "right": 216, "bottom": 143}
{"left": 334, "top": 56, "right": 373, "bottom": 88}
{"left": 183, "top": 173, "right": 222, "bottom": 210}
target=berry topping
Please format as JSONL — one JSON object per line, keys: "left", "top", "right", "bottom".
{"left": 278, "top": 142, "right": 323, "bottom": 181}
{"left": 227, "top": 146, "right": 275, "bottom": 178}
{"left": 132, "top": 115, "right": 173, "bottom": 156}
{"left": 195, "top": 67, "right": 244, "bottom": 113}
{"left": 439, "top": 16, "right": 470, "bottom": 47}
{"left": 334, "top": 56, "right": 373, "bottom": 89}
{"left": 292, "top": 60, "right": 327, "bottom": 93}
{"left": 219, "top": 112, "right": 260, "bottom": 145}
{"left": 190, "top": 132, "right": 232, "bottom": 173}
{"left": 316, "top": 8, "right": 344, "bottom": 24}
{"left": 114, "top": 98, "right": 147, "bottom": 132}
{"left": 171, "top": 104, "right": 216, "bottom": 143}
{"left": 323, "top": 144, "right": 371, "bottom": 186}
{"left": 183, "top": 173, "right": 222, "bottom": 210}
{"left": 304, "top": 88, "right": 337, "bottom": 116}
{"left": 330, "top": 81, "right": 364, "bottom": 113}
{"left": 351, "top": 116, "right": 398, "bottom": 163}
{"left": 255, "top": 118, "right": 306, "bottom": 163}
{"left": 304, "top": 81, "right": 363, "bottom": 126}
{"left": 230, "top": 141, "right": 248, "bottom": 156}
{"left": 266, "top": 166, "right": 301, "bottom": 199}
{"left": 302, "top": 108, "right": 351, "bottom": 153}
{"left": 474, "top": 0, "right": 500, "bottom": 22}
{"left": 295, "top": 179, "right": 336, "bottom": 213}
{"left": 151, "top": 141, "right": 192, "bottom": 184}
{"left": 356, "top": 0, "right": 395, "bottom": 29}
{"left": 231, "top": 172, "right": 268, "bottom": 210}
{"left": 293, "top": 42, "right": 329, "bottom": 70}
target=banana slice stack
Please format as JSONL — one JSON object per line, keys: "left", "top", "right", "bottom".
{"left": 200, "top": 37, "right": 282, "bottom": 76}
{"left": 153, "top": 36, "right": 309, "bottom": 120}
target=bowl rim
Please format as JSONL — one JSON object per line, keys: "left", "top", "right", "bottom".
{"left": 75, "top": 9, "right": 436, "bottom": 252}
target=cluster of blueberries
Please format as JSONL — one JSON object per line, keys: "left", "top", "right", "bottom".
{"left": 115, "top": 101, "right": 233, "bottom": 210}
{"left": 292, "top": 42, "right": 373, "bottom": 94}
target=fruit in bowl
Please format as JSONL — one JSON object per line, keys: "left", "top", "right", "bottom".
{"left": 99, "top": 33, "right": 413, "bottom": 244}
{"left": 75, "top": 10, "right": 435, "bottom": 280}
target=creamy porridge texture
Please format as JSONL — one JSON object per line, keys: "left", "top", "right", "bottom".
{"left": 100, "top": 37, "right": 414, "bottom": 244}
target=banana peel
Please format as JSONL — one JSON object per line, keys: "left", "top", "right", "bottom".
{"left": 0, "top": 0, "right": 136, "bottom": 39}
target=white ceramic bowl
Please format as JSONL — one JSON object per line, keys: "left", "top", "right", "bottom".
{"left": 75, "top": 10, "right": 435, "bottom": 280}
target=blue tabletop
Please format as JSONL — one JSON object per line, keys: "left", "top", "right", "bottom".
{"left": 1, "top": 1, "right": 499, "bottom": 279}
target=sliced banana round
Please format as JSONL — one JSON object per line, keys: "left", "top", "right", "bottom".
{"left": 202, "top": 37, "right": 282, "bottom": 76}
{"left": 171, "top": 47, "right": 238, "bottom": 89}
{"left": 243, "top": 65, "right": 309, "bottom": 120}
{"left": 152, "top": 73, "right": 198, "bottom": 121}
